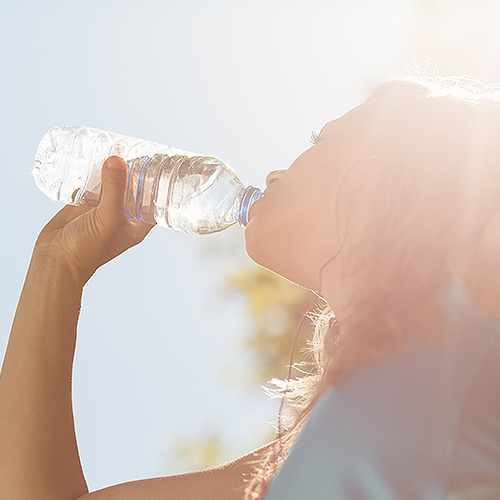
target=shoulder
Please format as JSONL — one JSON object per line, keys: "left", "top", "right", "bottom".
{"left": 461, "top": 332, "right": 500, "bottom": 433}
{"left": 448, "top": 332, "right": 500, "bottom": 492}
{"left": 77, "top": 443, "right": 274, "bottom": 500}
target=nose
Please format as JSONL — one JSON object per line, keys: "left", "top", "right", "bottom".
{"left": 265, "top": 170, "right": 286, "bottom": 188}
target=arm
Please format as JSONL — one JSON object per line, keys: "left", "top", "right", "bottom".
{"left": 0, "top": 156, "right": 154, "bottom": 499}
{"left": 0, "top": 156, "right": 270, "bottom": 499}
{"left": 79, "top": 443, "right": 272, "bottom": 499}
{"left": 1, "top": 247, "right": 268, "bottom": 499}
{"left": 0, "top": 251, "right": 88, "bottom": 499}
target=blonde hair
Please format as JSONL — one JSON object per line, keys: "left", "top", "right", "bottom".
{"left": 245, "top": 74, "right": 500, "bottom": 499}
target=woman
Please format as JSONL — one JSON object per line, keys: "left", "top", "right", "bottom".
{"left": 2, "top": 75, "right": 500, "bottom": 499}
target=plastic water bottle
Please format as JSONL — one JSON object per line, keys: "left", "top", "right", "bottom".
{"left": 33, "top": 126, "right": 263, "bottom": 235}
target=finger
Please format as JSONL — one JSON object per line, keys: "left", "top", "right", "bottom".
{"left": 98, "top": 156, "right": 128, "bottom": 220}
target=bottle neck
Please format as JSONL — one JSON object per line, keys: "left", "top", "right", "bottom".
{"left": 238, "top": 186, "right": 263, "bottom": 226}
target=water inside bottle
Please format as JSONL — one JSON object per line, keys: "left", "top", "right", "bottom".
{"left": 34, "top": 126, "right": 262, "bottom": 235}
{"left": 160, "top": 157, "right": 245, "bottom": 234}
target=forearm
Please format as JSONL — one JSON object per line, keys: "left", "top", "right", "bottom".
{"left": 0, "top": 253, "right": 88, "bottom": 500}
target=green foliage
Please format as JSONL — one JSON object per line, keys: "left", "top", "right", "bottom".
{"left": 167, "top": 234, "right": 317, "bottom": 473}
{"left": 227, "top": 265, "right": 316, "bottom": 385}
{"left": 172, "top": 433, "right": 224, "bottom": 472}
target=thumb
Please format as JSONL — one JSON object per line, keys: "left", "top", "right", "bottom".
{"left": 99, "top": 155, "right": 128, "bottom": 219}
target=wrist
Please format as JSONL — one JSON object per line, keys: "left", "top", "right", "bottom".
{"left": 29, "top": 246, "right": 88, "bottom": 291}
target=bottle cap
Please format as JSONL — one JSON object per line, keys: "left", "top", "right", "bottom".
{"left": 238, "top": 186, "right": 263, "bottom": 227}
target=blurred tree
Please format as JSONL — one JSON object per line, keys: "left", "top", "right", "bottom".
{"left": 227, "top": 265, "right": 317, "bottom": 386}
{"left": 172, "top": 433, "right": 223, "bottom": 472}
{"left": 168, "top": 233, "right": 318, "bottom": 472}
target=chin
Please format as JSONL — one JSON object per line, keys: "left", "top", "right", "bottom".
{"left": 245, "top": 239, "right": 313, "bottom": 291}
{"left": 244, "top": 221, "right": 320, "bottom": 290}
{"left": 243, "top": 226, "right": 269, "bottom": 269}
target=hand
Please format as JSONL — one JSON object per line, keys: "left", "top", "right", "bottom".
{"left": 33, "top": 156, "right": 154, "bottom": 286}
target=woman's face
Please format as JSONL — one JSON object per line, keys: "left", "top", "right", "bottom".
{"left": 244, "top": 104, "right": 376, "bottom": 292}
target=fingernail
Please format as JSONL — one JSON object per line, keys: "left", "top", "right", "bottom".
{"left": 106, "top": 156, "right": 127, "bottom": 170}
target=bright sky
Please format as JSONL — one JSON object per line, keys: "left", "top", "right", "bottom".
{"left": 0, "top": 0, "right": 417, "bottom": 491}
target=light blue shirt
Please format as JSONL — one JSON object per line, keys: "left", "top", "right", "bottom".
{"left": 265, "top": 286, "right": 500, "bottom": 499}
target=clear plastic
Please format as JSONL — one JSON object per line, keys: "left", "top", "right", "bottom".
{"left": 33, "top": 126, "right": 262, "bottom": 235}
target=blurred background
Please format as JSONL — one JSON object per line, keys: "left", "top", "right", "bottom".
{"left": 1, "top": 0, "right": 500, "bottom": 492}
